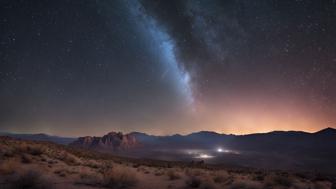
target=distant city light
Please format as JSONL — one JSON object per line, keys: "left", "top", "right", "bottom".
{"left": 195, "top": 153, "right": 214, "bottom": 159}
{"left": 216, "top": 148, "right": 223, "bottom": 152}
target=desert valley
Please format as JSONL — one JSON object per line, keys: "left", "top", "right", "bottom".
{"left": 1, "top": 128, "right": 336, "bottom": 189}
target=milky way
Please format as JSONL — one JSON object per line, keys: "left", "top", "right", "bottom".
{"left": 128, "top": 0, "right": 194, "bottom": 106}
{"left": 1, "top": 0, "right": 336, "bottom": 136}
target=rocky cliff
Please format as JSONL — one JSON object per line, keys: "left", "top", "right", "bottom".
{"left": 70, "top": 132, "right": 140, "bottom": 151}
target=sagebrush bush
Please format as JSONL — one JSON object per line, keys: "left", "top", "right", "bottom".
{"left": 21, "top": 154, "right": 32, "bottom": 164}
{"left": 167, "top": 169, "right": 181, "bottom": 180}
{"left": 185, "top": 176, "right": 202, "bottom": 188}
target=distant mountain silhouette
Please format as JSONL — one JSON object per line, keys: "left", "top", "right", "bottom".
{"left": 128, "top": 128, "right": 336, "bottom": 154}
{"left": 0, "top": 132, "right": 75, "bottom": 144}
{"left": 3, "top": 128, "right": 335, "bottom": 152}
{"left": 128, "top": 128, "right": 336, "bottom": 173}
{"left": 314, "top": 127, "right": 336, "bottom": 136}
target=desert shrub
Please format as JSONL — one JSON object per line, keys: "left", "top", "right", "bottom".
{"left": 185, "top": 174, "right": 217, "bottom": 189}
{"left": 213, "top": 172, "right": 230, "bottom": 183}
{"left": 102, "top": 168, "right": 137, "bottom": 189}
{"left": 9, "top": 171, "right": 50, "bottom": 189}
{"left": 167, "top": 184, "right": 174, "bottom": 189}
{"left": 136, "top": 167, "right": 147, "bottom": 173}
{"left": 89, "top": 163, "right": 99, "bottom": 169}
{"left": 155, "top": 171, "right": 164, "bottom": 176}
{"left": 59, "top": 172, "right": 66, "bottom": 177}
{"left": 265, "top": 174, "right": 293, "bottom": 187}
{"left": 294, "top": 172, "right": 310, "bottom": 180}
{"left": 83, "top": 160, "right": 100, "bottom": 169}
{"left": 27, "top": 146, "right": 44, "bottom": 156}
{"left": 1, "top": 148, "right": 15, "bottom": 157}
{"left": 314, "top": 181, "right": 333, "bottom": 189}
{"left": 47, "top": 160, "right": 57, "bottom": 164}
{"left": 14, "top": 143, "right": 29, "bottom": 153}
{"left": 40, "top": 156, "right": 47, "bottom": 162}
{"left": 200, "top": 180, "right": 216, "bottom": 189}
{"left": 0, "top": 159, "right": 18, "bottom": 175}
{"left": 167, "top": 169, "right": 181, "bottom": 180}
{"left": 185, "top": 169, "right": 203, "bottom": 177}
{"left": 114, "top": 160, "right": 123, "bottom": 164}
{"left": 185, "top": 176, "right": 202, "bottom": 188}
{"left": 132, "top": 164, "right": 140, "bottom": 168}
{"left": 54, "top": 169, "right": 67, "bottom": 177}
{"left": 251, "top": 173, "right": 265, "bottom": 181}
{"left": 57, "top": 152, "right": 80, "bottom": 166}
{"left": 95, "top": 162, "right": 113, "bottom": 175}
{"left": 21, "top": 154, "right": 32, "bottom": 164}
{"left": 313, "top": 173, "right": 331, "bottom": 182}
{"left": 228, "top": 180, "right": 262, "bottom": 189}
{"left": 77, "top": 173, "right": 101, "bottom": 186}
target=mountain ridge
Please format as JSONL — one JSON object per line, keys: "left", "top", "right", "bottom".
{"left": 0, "top": 132, "right": 76, "bottom": 144}
{"left": 68, "top": 127, "right": 336, "bottom": 154}
{"left": 1, "top": 127, "right": 335, "bottom": 148}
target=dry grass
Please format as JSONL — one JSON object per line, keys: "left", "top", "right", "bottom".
{"left": 167, "top": 169, "right": 182, "bottom": 180}
{"left": 76, "top": 167, "right": 138, "bottom": 188}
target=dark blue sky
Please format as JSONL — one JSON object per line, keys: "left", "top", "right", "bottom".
{"left": 1, "top": 0, "right": 336, "bottom": 136}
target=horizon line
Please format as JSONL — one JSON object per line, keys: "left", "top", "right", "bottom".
{"left": 1, "top": 127, "right": 334, "bottom": 138}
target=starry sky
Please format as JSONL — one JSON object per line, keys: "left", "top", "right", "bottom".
{"left": 1, "top": 0, "right": 336, "bottom": 136}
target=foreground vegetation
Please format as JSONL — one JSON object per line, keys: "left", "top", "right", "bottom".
{"left": 0, "top": 136, "right": 335, "bottom": 189}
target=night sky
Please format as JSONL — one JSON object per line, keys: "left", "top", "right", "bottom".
{"left": 1, "top": 0, "right": 336, "bottom": 136}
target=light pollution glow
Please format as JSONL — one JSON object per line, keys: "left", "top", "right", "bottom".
{"left": 6, "top": 94, "right": 328, "bottom": 137}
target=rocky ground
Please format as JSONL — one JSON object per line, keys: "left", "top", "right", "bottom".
{"left": 0, "top": 136, "right": 335, "bottom": 189}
